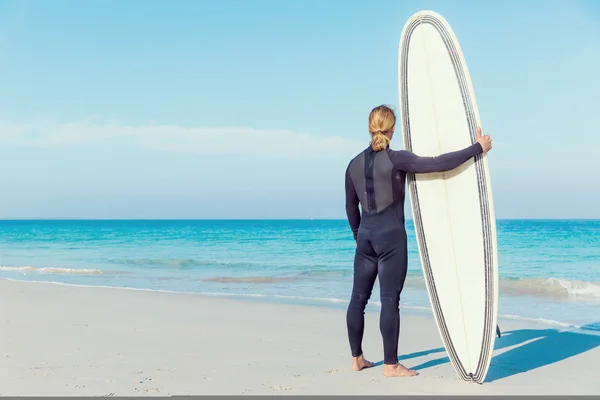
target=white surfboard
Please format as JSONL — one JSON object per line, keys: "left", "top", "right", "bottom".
{"left": 397, "top": 10, "right": 499, "bottom": 383}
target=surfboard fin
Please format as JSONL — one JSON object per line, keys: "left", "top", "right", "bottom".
{"left": 496, "top": 325, "right": 501, "bottom": 338}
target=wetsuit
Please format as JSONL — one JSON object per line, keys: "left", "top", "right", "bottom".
{"left": 344, "top": 142, "right": 483, "bottom": 365}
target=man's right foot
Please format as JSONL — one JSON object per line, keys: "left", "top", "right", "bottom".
{"left": 383, "top": 363, "right": 418, "bottom": 377}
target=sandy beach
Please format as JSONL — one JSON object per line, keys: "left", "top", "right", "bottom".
{"left": 1, "top": 279, "right": 599, "bottom": 396}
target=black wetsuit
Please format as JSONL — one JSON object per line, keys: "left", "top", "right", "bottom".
{"left": 344, "top": 142, "right": 483, "bottom": 365}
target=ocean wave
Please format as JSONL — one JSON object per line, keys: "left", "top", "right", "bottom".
{"left": 498, "top": 314, "right": 580, "bottom": 329}
{"left": 500, "top": 315, "right": 599, "bottom": 332}
{"left": 3, "top": 262, "right": 600, "bottom": 301}
{"left": 0, "top": 265, "right": 104, "bottom": 275}
{"left": 499, "top": 277, "right": 600, "bottom": 300}
{"left": 110, "top": 258, "right": 293, "bottom": 270}
{"left": 313, "top": 273, "right": 600, "bottom": 300}
{"left": 108, "top": 258, "right": 356, "bottom": 272}
{"left": 199, "top": 273, "right": 600, "bottom": 300}
{"left": 202, "top": 276, "right": 301, "bottom": 284}
{"left": 401, "top": 275, "right": 600, "bottom": 300}
{"left": 113, "top": 258, "right": 217, "bottom": 268}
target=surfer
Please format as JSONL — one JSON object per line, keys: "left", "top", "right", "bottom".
{"left": 344, "top": 105, "right": 492, "bottom": 377}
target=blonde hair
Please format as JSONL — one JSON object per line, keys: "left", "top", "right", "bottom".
{"left": 368, "top": 105, "right": 396, "bottom": 151}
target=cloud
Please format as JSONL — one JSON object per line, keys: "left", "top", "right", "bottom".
{"left": 0, "top": 119, "right": 372, "bottom": 218}
{"left": 0, "top": 119, "right": 368, "bottom": 160}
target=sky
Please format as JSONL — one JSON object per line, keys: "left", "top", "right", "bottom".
{"left": 0, "top": 0, "right": 599, "bottom": 219}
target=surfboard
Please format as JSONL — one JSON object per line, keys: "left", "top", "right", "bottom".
{"left": 397, "top": 10, "right": 499, "bottom": 384}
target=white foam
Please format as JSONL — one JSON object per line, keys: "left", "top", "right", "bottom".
{"left": 546, "top": 277, "right": 600, "bottom": 298}
{"left": 0, "top": 265, "right": 104, "bottom": 275}
{"left": 499, "top": 277, "right": 600, "bottom": 300}
{"left": 499, "top": 314, "right": 579, "bottom": 329}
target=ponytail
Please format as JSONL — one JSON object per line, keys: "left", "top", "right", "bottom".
{"left": 371, "top": 131, "right": 391, "bottom": 151}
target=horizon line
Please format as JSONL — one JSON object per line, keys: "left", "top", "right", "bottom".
{"left": 1, "top": 218, "right": 599, "bottom": 221}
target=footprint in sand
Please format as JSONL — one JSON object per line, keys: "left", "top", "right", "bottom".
{"left": 269, "top": 384, "right": 292, "bottom": 391}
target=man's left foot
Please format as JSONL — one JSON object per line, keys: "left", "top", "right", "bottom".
{"left": 352, "top": 354, "right": 374, "bottom": 371}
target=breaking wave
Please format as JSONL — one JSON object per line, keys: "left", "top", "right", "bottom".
{"left": 0, "top": 265, "right": 104, "bottom": 275}
{"left": 499, "top": 277, "right": 600, "bottom": 299}
{"left": 2, "top": 264, "right": 599, "bottom": 300}
{"left": 402, "top": 275, "right": 600, "bottom": 300}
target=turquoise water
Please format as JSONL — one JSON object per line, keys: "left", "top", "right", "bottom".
{"left": 1, "top": 219, "right": 599, "bottom": 331}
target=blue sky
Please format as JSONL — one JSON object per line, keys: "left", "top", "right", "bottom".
{"left": 0, "top": 0, "right": 599, "bottom": 219}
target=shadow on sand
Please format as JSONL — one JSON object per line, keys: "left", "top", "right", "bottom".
{"left": 373, "top": 346, "right": 446, "bottom": 368}
{"left": 400, "top": 323, "right": 600, "bottom": 382}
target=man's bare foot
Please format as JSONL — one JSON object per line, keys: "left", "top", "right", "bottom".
{"left": 351, "top": 355, "right": 374, "bottom": 371}
{"left": 383, "top": 363, "right": 418, "bottom": 377}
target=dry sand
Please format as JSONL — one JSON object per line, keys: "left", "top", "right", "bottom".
{"left": 1, "top": 279, "right": 599, "bottom": 396}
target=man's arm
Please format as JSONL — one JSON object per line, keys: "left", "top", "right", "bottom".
{"left": 389, "top": 143, "right": 483, "bottom": 174}
{"left": 345, "top": 167, "right": 360, "bottom": 242}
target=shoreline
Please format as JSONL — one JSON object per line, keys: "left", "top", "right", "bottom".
{"left": 1, "top": 279, "right": 599, "bottom": 395}
{"left": 1, "top": 276, "right": 597, "bottom": 333}
{"left": 2, "top": 218, "right": 600, "bottom": 221}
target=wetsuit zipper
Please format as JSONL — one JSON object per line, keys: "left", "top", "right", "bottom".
{"left": 365, "top": 150, "right": 377, "bottom": 213}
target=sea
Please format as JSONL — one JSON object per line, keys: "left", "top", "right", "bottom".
{"left": 1, "top": 219, "right": 599, "bottom": 333}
